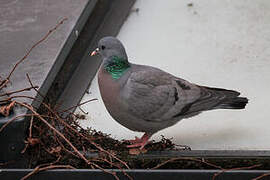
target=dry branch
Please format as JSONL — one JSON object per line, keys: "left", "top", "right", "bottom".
{"left": 21, "top": 165, "right": 75, "bottom": 180}
{"left": 15, "top": 101, "right": 91, "bottom": 165}
{"left": 0, "top": 86, "right": 38, "bottom": 97}
{"left": 152, "top": 157, "right": 223, "bottom": 170}
{"left": 252, "top": 171, "right": 270, "bottom": 180}
{"left": 212, "top": 164, "right": 261, "bottom": 180}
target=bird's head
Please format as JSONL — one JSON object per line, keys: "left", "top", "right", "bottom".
{"left": 90, "top": 36, "right": 128, "bottom": 62}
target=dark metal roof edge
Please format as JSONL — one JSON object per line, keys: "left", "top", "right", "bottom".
{"left": 135, "top": 150, "right": 270, "bottom": 159}
{"left": 1, "top": 169, "right": 269, "bottom": 180}
{"left": 55, "top": 0, "right": 136, "bottom": 113}
{"left": 32, "top": 0, "right": 98, "bottom": 108}
{"left": 1, "top": 169, "right": 270, "bottom": 172}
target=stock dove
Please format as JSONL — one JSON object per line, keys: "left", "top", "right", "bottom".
{"left": 91, "top": 37, "right": 248, "bottom": 149}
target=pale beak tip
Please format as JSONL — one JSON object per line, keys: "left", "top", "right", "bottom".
{"left": 90, "top": 48, "right": 99, "bottom": 56}
{"left": 90, "top": 51, "right": 97, "bottom": 56}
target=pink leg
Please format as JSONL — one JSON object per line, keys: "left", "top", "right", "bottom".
{"left": 126, "top": 133, "right": 151, "bottom": 150}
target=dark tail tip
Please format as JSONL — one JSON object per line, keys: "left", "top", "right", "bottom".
{"left": 217, "top": 97, "right": 248, "bottom": 109}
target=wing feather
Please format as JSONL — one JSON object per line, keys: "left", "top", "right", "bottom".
{"left": 121, "top": 67, "right": 203, "bottom": 122}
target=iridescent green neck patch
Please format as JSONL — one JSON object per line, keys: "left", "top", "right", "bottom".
{"left": 104, "top": 56, "right": 130, "bottom": 79}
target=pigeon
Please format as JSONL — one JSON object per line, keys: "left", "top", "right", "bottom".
{"left": 91, "top": 36, "right": 248, "bottom": 149}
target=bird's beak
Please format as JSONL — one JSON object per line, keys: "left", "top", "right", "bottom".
{"left": 90, "top": 48, "right": 99, "bottom": 56}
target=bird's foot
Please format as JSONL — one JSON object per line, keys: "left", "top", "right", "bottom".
{"left": 126, "top": 133, "right": 151, "bottom": 150}
{"left": 127, "top": 142, "right": 148, "bottom": 150}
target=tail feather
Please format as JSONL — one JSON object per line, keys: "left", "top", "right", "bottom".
{"left": 215, "top": 97, "right": 248, "bottom": 109}
{"left": 176, "top": 86, "right": 248, "bottom": 118}
{"left": 200, "top": 86, "right": 248, "bottom": 110}
{"left": 201, "top": 86, "right": 240, "bottom": 98}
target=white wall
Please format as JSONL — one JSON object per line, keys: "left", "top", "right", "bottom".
{"left": 77, "top": 0, "right": 270, "bottom": 150}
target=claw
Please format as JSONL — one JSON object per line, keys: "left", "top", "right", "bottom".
{"left": 127, "top": 142, "right": 148, "bottom": 150}
{"left": 126, "top": 133, "right": 151, "bottom": 150}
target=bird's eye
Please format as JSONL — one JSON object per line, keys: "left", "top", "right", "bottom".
{"left": 101, "top": 45, "right": 106, "bottom": 50}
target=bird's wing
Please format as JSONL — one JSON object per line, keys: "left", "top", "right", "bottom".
{"left": 121, "top": 66, "right": 205, "bottom": 122}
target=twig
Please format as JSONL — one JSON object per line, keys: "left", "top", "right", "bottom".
{"left": 26, "top": 74, "right": 45, "bottom": 99}
{"left": 78, "top": 106, "right": 88, "bottom": 115}
{"left": 0, "top": 101, "right": 16, "bottom": 116}
{"left": 16, "top": 101, "right": 90, "bottom": 165}
{"left": 49, "top": 115, "right": 79, "bottom": 158}
{"left": 29, "top": 97, "right": 130, "bottom": 169}
{"left": 9, "top": 95, "right": 129, "bottom": 173}
{"left": 99, "top": 158, "right": 133, "bottom": 180}
{"left": 0, "top": 86, "right": 39, "bottom": 97}
{"left": 212, "top": 164, "right": 262, "bottom": 180}
{"left": 20, "top": 114, "right": 35, "bottom": 154}
{"left": 90, "top": 162, "right": 120, "bottom": 180}
{"left": 152, "top": 157, "right": 223, "bottom": 170}
{"left": 56, "top": 116, "right": 130, "bottom": 169}
{"left": 29, "top": 115, "right": 34, "bottom": 138}
{"left": 0, "top": 17, "right": 68, "bottom": 89}
{"left": 21, "top": 165, "right": 74, "bottom": 180}
{"left": 0, "top": 114, "right": 34, "bottom": 132}
{"left": 60, "top": 98, "right": 97, "bottom": 113}
{"left": 252, "top": 171, "right": 270, "bottom": 180}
